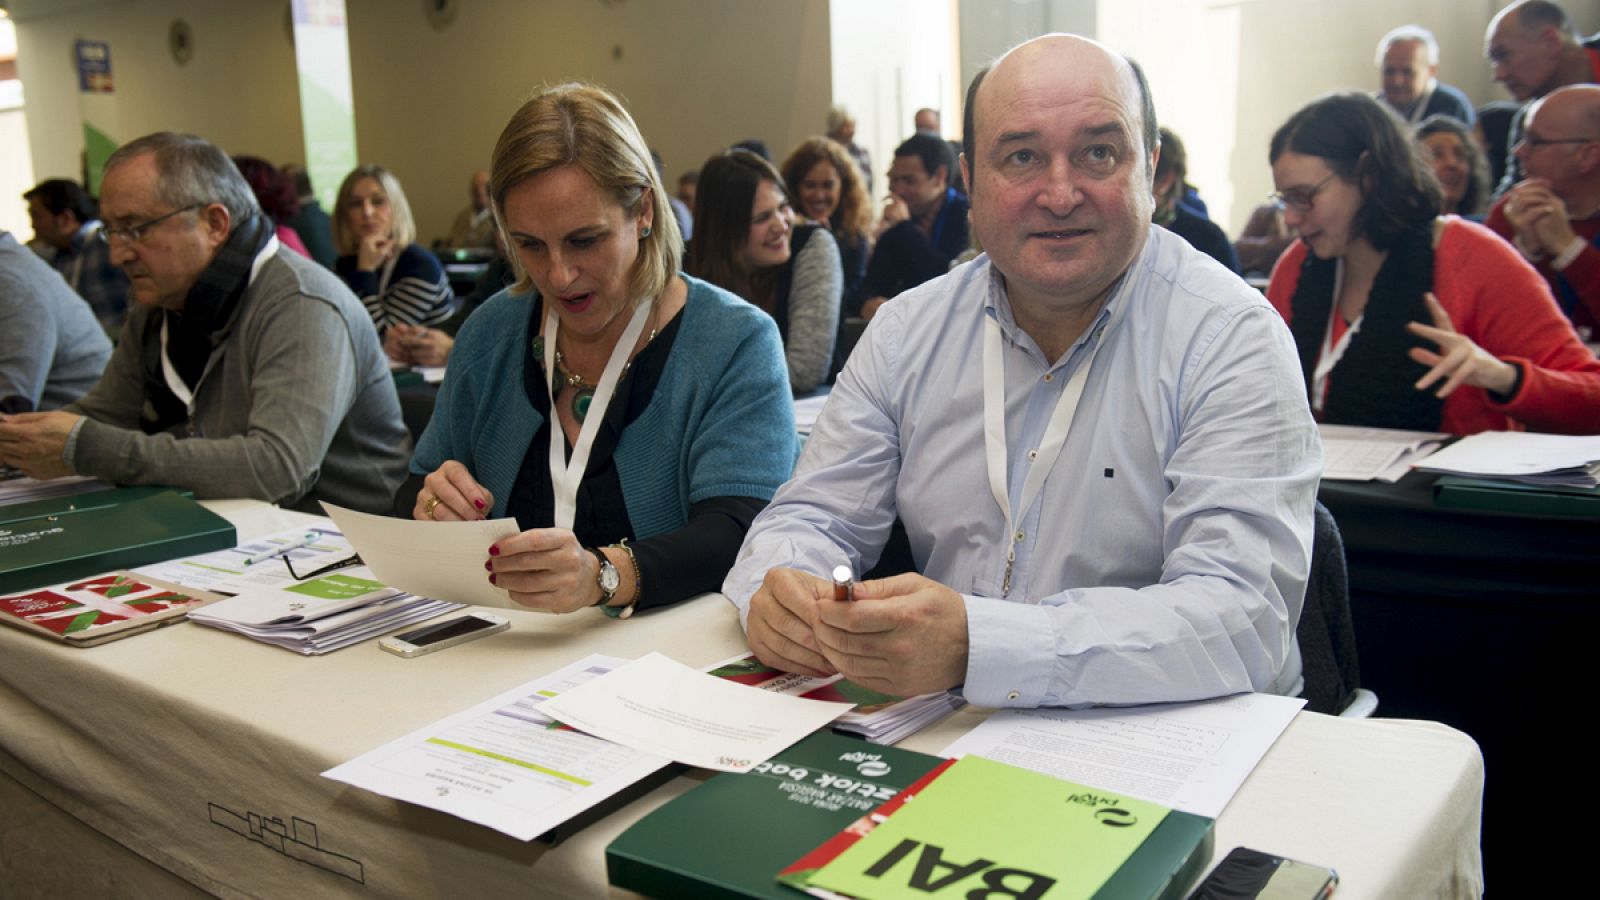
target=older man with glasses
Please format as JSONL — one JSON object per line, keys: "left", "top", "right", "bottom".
{"left": 0, "top": 132, "right": 411, "bottom": 514}
{"left": 1486, "top": 84, "right": 1600, "bottom": 340}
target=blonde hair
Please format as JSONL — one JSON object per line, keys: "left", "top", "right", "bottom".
{"left": 490, "top": 82, "right": 682, "bottom": 299}
{"left": 332, "top": 164, "right": 417, "bottom": 254}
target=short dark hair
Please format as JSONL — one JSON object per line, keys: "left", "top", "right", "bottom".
{"left": 281, "top": 162, "right": 315, "bottom": 200}
{"left": 894, "top": 133, "right": 952, "bottom": 180}
{"left": 962, "top": 53, "right": 1158, "bottom": 186}
{"left": 23, "top": 178, "right": 97, "bottom": 222}
{"left": 1270, "top": 92, "right": 1441, "bottom": 250}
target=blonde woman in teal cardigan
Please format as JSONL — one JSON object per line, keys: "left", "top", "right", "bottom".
{"left": 402, "top": 83, "right": 797, "bottom": 618}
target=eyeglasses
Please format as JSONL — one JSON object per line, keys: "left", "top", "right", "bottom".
{"left": 284, "top": 551, "right": 363, "bottom": 581}
{"left": 1269, "top": 173, "right": 1338, "bottom": 213}
{"left": 1514, "top": 134, "right": 1597, "bottom": 150}
{"left": 97, "top": 204, "right": 202, "bottom": 245}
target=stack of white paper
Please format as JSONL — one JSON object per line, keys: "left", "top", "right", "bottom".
{"left": 186, "top": 567, "right": 460, "bottom": 655}
{"left": 1415, "top": 431, "right": 1600, "bottom": 488}
{"left": 1319, "top": 424, "right": 1447, "bottom": 482}
{"left": 705, "top": 653, "right": 966, "bottom": 745}
{"left": 0, "top": 467, "right": 104, "bottom": 505}
{"left": 941, "top": 692, "right": 1305, "bottom": 819}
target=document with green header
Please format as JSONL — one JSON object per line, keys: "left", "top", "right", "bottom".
{"left": 808, "top": 755, "right": 1194, "bottom": 900}
{"left": 324, "top": 653, "right": 673, "bottom": 842}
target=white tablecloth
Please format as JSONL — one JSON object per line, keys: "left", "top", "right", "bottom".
{"left": 0, "top": 501, "right": 1484, "bottom": 898}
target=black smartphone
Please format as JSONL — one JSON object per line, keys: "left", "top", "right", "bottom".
{"left": 1189, "top": 847, "right": 1337, "bottom": 900}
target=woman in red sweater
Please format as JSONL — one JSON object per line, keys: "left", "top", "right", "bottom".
{"left": 1266, "top": 93, "right": 1600, "bottom": 435}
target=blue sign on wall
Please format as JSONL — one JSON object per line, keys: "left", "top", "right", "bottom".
{"left": 74, "top": 40, "right": 114, "bottom": 93}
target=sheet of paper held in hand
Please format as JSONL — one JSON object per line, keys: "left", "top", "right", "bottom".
{"left": 536, "top": 652, "right": 855, "bottom": 773}
{"left": 939, "top": 692, "right": 1304, "bottom": 819}
{"left": 320, "top": 502, "right": 522, "bottom": 609}
{"left": 323, "top": 654, "right": 671, "bottom": 841}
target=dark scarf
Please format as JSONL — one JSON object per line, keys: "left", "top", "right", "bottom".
{"left": 143, "top": 213, "right": 274, "bottom": 434}
{"left": 1287, "top": 225, "right": 1445, "bottom": 431}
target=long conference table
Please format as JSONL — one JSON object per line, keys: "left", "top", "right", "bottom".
{"left": 0, "top": 501, "right": 1485, "bottom": 899}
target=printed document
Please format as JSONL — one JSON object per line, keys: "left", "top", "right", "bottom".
{"left": 940, "top": 692, "right": 1303, "bottom": 818}
{"left": 320, "top": 502, "right": 522, "bottom": 608}
{"left": 1319, "top": 423, "right": 1446, "bottom": 482}
{"left": 536, "top": 652, "right": 854, "bottom": 773}
{"left": 323, "top": 654, "right": 671, "bottom": 841}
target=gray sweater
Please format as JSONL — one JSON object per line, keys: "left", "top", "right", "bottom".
{"left": 0, "top": 232, "right": 112, "bottom": 411}
{"left": 65, "top": 247, "right": 412, "bottom": 513}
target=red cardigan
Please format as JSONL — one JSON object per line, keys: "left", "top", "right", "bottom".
{"left": 1266, "top": 217, "right": 1600, "bottom": 435}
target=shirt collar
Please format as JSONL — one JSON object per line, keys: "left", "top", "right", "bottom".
{"left": 980, "top": 241, "right": 1142, "bottom": 371}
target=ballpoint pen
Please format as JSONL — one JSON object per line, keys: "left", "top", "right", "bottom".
{"left": 242, "top": 533, "right": 318, "bottom": 566}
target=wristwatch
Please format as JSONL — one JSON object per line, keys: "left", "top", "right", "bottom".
{"left": 588, "top": 548, "right": 619, "bottom": 607}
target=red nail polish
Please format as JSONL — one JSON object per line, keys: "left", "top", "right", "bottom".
{"left": 489, "top": 574, "right": 497, "bottom": 584}
{"left": 484, "top": 560, "right": 493, "bottom": 571}
{"left": 474, "top": 498, "right": 485, "bottom": 510}
{"left": 489, "top": 545, "right": 500, "bottom": 556}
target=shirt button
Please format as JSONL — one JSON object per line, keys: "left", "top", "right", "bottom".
{"left": 1014, "top": 530, "right": 1026, "bottom": 542}
{"left": 1043, "top": 373, "right": 1054, "bottom": 382}
{"left": 1007, "top": 690, "right": 1020, "bottom": 701}
{"left": 1027, "top": 449, "right": 1038, "bottom": 460}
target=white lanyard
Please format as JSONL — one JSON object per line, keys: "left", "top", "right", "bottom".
{"left": 981, "top": 296, "right": 1120, "bottom": 597}
{"left": 543, "top": 301, "right": 652, "bottom": 530}
{"left": 159, "top": 236, "right": 280, "bottom": 416}
{"left": 1310, "top": 262, "right": 1360, "bottom": 415}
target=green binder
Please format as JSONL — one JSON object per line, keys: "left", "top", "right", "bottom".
{"left": 0, "top": 484, "right": 193, "bottom": 525}
{"left": 606, "top": 731, "right": 946, "bottom": 900}
{"left": 1432, "top": 474, "right": 1600, "bottom": 518}
{"left": 0, "top": 490, "right": 236, "bottom": 593}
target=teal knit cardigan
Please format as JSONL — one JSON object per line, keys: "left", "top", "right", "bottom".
{"left": 411, "top": 275, "right": 800, "bottom": 536}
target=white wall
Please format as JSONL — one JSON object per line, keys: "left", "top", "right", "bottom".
{"left": 13, "top": 0, "right": 303, "bottom": 186}
{"left": 12, "top": 0, "right": 834, "bottom": 243}
{"left": 831, "top": 0, "right": 961, "bottom": 196}
{"left": 344, "top": 0, "right": 833, "bottom": 244}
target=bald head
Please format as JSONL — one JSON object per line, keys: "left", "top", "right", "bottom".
{"left": 1521, "top": 85, "right": 1600, "bottom": 186}
{"left": 964, "top": 35, "right": 1156, "bottom": 180}
{"left": 1487, "top": 0, "right": 1579, "bottom": 101}
{"left": 960, "top": 34, "right": 1161, "bottom": 322}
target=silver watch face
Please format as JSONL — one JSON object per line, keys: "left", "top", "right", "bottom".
{"left": 597, "top": 560, "right": 621, "bottom": 594}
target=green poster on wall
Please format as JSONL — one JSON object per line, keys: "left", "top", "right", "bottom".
{"left": 292, "top": 0, "right": 358, "bottom": 210}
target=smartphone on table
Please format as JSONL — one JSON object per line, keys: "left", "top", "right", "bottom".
{"left": 1189, "top": 847, "right": 1337, "bottom": 899}
{"left": 379, "top": 612, "right": 509, "bottom": 658}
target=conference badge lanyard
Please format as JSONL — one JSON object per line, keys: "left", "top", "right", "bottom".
{"left": 981, "top": 292, "right": 1123, "bottom": 598}
{"left": 159, "top": 235, "right": 280, "bottom": 418}
{"left": 1311, "top": 262, "right": 1360, "bottom": 415}
{"left": 543, "top": 300, "right": 652, "bottom": 530}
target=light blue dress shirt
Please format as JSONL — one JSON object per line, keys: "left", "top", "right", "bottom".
{"left": 723, "top": 227, "right": 1322, "bottom": 708}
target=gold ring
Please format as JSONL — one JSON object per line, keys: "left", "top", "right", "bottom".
{"left": 424, "top": 496, "right": 442, "bottom": 520}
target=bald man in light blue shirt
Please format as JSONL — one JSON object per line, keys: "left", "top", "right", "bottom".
{"left": 723, "top": 34, "right": 1320, "bottom": 709}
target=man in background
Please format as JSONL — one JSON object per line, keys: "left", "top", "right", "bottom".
{"left": 1375, "top": 25, "right": 1475, "bottom": 126}
{"left": 828, "top": 106, "right": 873, "bottom": 194}
{"left": 1485, "top": 0, "right": 1600, "bottom": 193}
{"left": 1486, "top": 84, "right": 1600, "bottom": 339}
{"left": 444, "top": 171, "right": 495, "bottom": 250}
{"left": 856, "top": 133, "right": 970, "bottom": 318}
{"left": 0, "top": 132, "right": 410, "bottom": 514}
{"left": 24, "top": 178, "right": 129, "bottom": 332}
{"left": 0, "top": 229, "right": 111, "bottom": 413}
